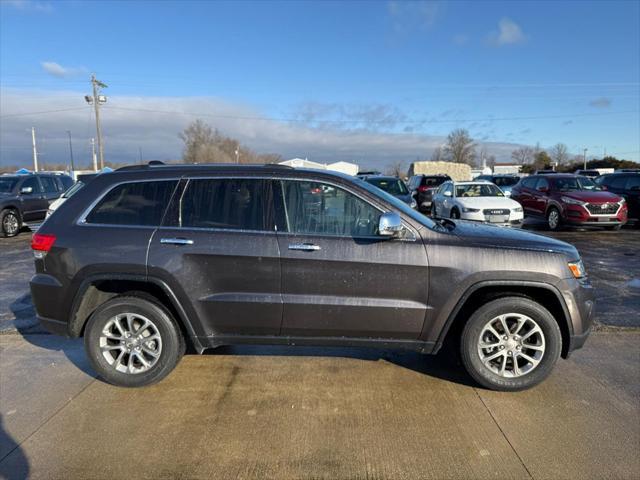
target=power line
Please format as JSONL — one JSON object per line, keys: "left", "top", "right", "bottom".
{"left": 102, "top": 105, "right": 640, "bottom": 125}
{"left": 0, "top": 107, "right": 89, "bottom": 118}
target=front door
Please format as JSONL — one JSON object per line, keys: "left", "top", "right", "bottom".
{"left": 274, "top": 179, "right": 429, "bottom": 340}
{"left": 18, "top": 176, "right": 47, "bottom": 221}
{"left": 147, "top": 177, "right": 282, "bottom": 338}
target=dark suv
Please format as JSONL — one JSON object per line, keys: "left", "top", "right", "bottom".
{"left": 595, "top": 173, "right": 640, "bottom": 223}
{"left": 31, "top": 164, "right": 594, "bottom": 391}
{"left": 1, "top": 172, "right": 73, "bottom": 237}
{"left": 408, "top": 174, "right": 452, "bottom": 213}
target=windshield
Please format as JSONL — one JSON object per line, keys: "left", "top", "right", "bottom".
{"left": 493, "top": 177, "right": 519, "bottom": 187}
{"left": 455, "top": 183, "right": 504, "bottom": 197}
{"left": 0, "top": 177, "right": 18, "bottom": 193}
{"left": 62, "top": 181, "right": 84, "bottom": 198}
{"left": 554, "top": 176, "right": 601, "bottom": 191}
{"left": 355, "top": 178, "right": 439, "bottom": 230}
{"left": 366, "top": 178, "right": 408, "bottom": 195}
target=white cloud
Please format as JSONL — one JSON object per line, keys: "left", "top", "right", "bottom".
{"left": 589, "top": 97, "right": 612, "bottom": 108}
{"left": 388, "top": 1, "right": 442, "bottom": 34}
{"left": 2, "top": 0, "right": 52, "bottom": 13}
{"left": 0, "top": 88, "right": 525, "bottom": 170}
{"left": 41, "top": 61, "right": 87, "bottom": 78}
{"left": 487, "top": 18, "right": 527, "bottom": 46}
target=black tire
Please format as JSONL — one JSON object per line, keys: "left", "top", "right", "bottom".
{"left": 546, "top": 207, "right": 562, "bottom": 231}
{"left": 84, "top": 295, "right": 185, "bottom": 387}
{"left": 1, "top": 209, "right": 21, "bottom": 237}
{"left": 605, "top": 225, "right": 622, "bottom": 231}
{"left": 460, "top": 297, "right": 562, "bottom": 391}
{"left": 450, "top": 208, "right": 460, "bottom": 219}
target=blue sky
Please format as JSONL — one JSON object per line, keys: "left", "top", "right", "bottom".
{"left": 1, "top": 0, "right": 639, "bottom": 168}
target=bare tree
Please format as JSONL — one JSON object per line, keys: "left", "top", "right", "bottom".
{"left": 430, "top": 145, "right": 444, "bottom": 162}
{"left": 550, "top": 143, "right": 570, "bottom": 165}
{"left": 445, "top": 129, "right": 476, "bottom": 166}
{"left": 511, "top": 146, "right": 534, "bottom": 164}
{"left": 385, "top": 160, "right": 407, "bottom": 178}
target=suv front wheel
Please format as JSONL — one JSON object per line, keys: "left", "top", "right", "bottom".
{"left": 1, "top": 209, "right": 20, "bottom": 237}
{"left": 84, "top": 295, "right": 185, "bottom": 387}
{"left": 460, "top": 297, "right": 562, "bottom": 391}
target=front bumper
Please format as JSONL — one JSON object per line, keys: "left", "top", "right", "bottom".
{"left": 460, "top": 211, "right": 524, "bottom": 227}
{"left": 563, "top": 203, "right": 628, "bottom": 226}
{"left": 556, "top": 276, "right": 596, "bottom": 356}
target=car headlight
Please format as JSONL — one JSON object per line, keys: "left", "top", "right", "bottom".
{"left": 619, "top": 198, "right": 626, "bottom": 205}
{"left": 462, "top": 207, "right": 480, "bottom": 213}
{"left": 568, "top": 259, "right": 587, "bottom": 279}
{"left": 561, "top": 196, "right": 586, "bottom": 206}
{"left": 513, "top": 207, "right": 523, "bottom": 213}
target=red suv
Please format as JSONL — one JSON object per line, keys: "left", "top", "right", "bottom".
{"left": 511, "top": 174, "right": 627, "bottom": 230}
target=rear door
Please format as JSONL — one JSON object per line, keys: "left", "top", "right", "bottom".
{"left": 38, "top": 175, "right": 62, "bottom": 210}
{"left": 624, "top": 175, "right": 640, "bottom": 218}
{"left": 274, "top": 178, "right": 429, "bottom": 340}
{"left": 147, "top": 176, "right": 282, "bottom": 338}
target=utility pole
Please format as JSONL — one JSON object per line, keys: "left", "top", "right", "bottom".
{"left": 66, "top": 130, "right": 76, "bottom": 175}
{"left": 583, "top": 148, "right": 588, "bottom": 170}
{"left": 235, "top": 147, "right": 240, "bottom": 164}
{"left": 85, "top": 75, "right": 107, "bottom": 170}
{"left": 91, "top": 138, "right": 98, "bottom": 172}
{"left": 31, "top": 127, "right": 39, "bottom": 172}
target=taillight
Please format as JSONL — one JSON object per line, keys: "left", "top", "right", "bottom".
{"left": 31, "top": 233, "right": 56, "bottom": 259}
{"left": 417, "top": 185, "right": 430, "bottom": 192}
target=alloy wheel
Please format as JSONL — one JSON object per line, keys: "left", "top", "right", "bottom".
{"left": 477, "top": 313, "right": 546, "bottom": 378}
{"left": 548, "top": 209, "right": 560, "bottom": 230}
{"left": 99, "top": 313, "right": 163, "bottom": 374}
{"left": 3, "top": 212, "right": 19, "bottom": 236}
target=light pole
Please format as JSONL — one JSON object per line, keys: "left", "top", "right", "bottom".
{"left": 583, "top": 148, "right": 588, "bottom": 170}
{"left": 66, "top": 130, "right": 76, "bottom": 176}
{"left": 85, "top": 75, "right": 107, "bottom": 170}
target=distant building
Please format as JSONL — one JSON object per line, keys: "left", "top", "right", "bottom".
{"left": 279, "top": 158, "right": 359, "bottom": 176}
{"left": 408, "top": 161, "right": 472, "bottom": 181}
{"left": 493, "top": 163, "right": 522, "bottom": 175}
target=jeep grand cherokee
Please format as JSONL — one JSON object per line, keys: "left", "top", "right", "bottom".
{"left": 30, "top": 163, "right": 594, "bottom": 391}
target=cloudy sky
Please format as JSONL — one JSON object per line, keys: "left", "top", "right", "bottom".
{"left": 1, "top": 0, "right": 639, "bottom": 170}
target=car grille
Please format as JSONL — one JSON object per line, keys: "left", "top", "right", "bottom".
{"left": 585, "top": 203, "right": 619, "bottom": 215}
{"left": 482, "top": 209, "right": 510, "bottom": 215}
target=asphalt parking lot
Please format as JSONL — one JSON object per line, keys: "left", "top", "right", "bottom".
{"left": 1, "top": 225, "right": 639, "bottom": 479}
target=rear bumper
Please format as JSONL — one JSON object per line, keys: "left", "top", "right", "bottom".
{"left": 30, "top": 273, "right": 70, "bottom": 336}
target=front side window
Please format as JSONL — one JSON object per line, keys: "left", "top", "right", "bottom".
{"left": 177, "top": 178, "right": 269, "bottom": 231}
{"left": 521, "top": 177, "right": 536, "bottom": 189}
{"left": 535, "top": 178, "right": 550, "bottom": 191}
{"left": 21, "top": 177, "right": 42, "bottom": 194}
{"left": 280, "top": 180, "right": 380, "bottom": 237}
{"left": 86, "top": 181, "right": 177, "bottom": 226}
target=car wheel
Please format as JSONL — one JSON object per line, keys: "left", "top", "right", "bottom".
{"left": 84, "top": 295, "right": 185, "bottom": 387}
{"left": 605, "top": 225, "right": 622, "bottom": 231}
{"left": 460, "top": 297, "right": 562, "bottom": 391}
{"left": 546, "top": 207, "right": 561, "bottom": 231}
{"left": 1, "top": 209, "right": 21, "bottom": 237}
{"left": 450, "top": 208, "right": 460, "bottom": 219}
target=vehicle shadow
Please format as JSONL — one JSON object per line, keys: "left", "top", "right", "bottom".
{"left": 0, "top": 415, "right": 30, "bottom": 480}
{"left": 203, "top": 341, "right": 477, "bottom": 388}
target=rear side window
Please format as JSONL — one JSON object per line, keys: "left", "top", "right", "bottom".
{"left": 86, "top": 181, "right": 177, "bottom": 226}
{"left": 422, "top": 176, "right": 449, "bottom": 187}
{"left": 39, "top": 176, "right": 58, "bottom": 193}
{"left": 626, "top": 175, "right": 640, "bottom": 190}
{"left": 175, "top": 178, "right": 270, "bottom": 231}
{"left": 606, "top": 176, "right": 627, "bottom": 189}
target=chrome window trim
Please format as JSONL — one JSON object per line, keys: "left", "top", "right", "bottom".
{"left": 75, "top": 174, "right": 419, "bottom": 240}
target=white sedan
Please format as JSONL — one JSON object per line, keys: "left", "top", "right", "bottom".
{"left": 431, "top": 180, "right": 524, "bottom": 227}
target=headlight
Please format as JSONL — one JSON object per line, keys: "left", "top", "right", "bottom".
{"left": 561, "top": 196, "right": 586, "bottom": 206}
{"left": 619, "top": 198, "right": 626, "bottom": 205}
{"left": 513, "top": 207, "right": 523, "bottom": 213}
{"left": 462, "top": 207, "right": 480, "bottom": 213}
{"left": 568, "top": 259, "right": 587, "bottom": 279}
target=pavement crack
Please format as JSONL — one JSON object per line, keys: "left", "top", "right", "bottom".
{"left": 0, "top": 377, "right": 97, "bottom": 465}
{"left": 474, "top": 388, "right": 534, "bottom": 480}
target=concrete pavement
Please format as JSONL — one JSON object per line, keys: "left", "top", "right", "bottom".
{"left": 1, "top": 332, "right": 638, "bottom": 480}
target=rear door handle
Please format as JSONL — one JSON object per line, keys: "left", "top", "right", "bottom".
{"left": 160, "top": 237, "right": 194, "bottom": 246}
{"left": 288, "top": 243, "right": 321, "bottom": 251}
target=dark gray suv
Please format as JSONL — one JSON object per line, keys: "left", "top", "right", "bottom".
{"left": 30, "top": 164, "right": 594, "bottom": 391}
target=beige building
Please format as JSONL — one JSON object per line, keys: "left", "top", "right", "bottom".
{"left": 408, "top": 161, "right": 472, "bottom": 181}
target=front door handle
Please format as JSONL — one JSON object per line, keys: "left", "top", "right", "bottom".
{"left": 160, "top": 237, "right": 194, "bottom": 246}
{"left": 288, "top": 243, "right": 321, "bottom": 251}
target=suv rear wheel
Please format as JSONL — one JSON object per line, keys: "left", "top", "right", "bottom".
{"left": 460, "top": 297, "right": 561, "bottom": 391}
{"left": 84, "top": 296, "right": 185, "bottom": 387}
{"left": 1, "top": 209, "right": 20, "bottom": 237}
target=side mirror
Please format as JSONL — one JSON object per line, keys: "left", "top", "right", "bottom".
{"left": 443, "top": 190, "right": 452, "bottom": 197}
{"left": 600, "top": 185, "right": 608, "bottom": 191}
{"left": 378, "top": 212, "right": 403, "bottom": 237}
{"left": 504, "top": 190, "right": 511, "bottom": 197}
{"left": 20, "top": 186, "right": 33, "bottom": 195}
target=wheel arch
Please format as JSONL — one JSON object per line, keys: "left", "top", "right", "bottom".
{"left": 68, "top": 274, "right": 204, "bottom": 353}
{"left": 434, "top": 281, "right": 573, "bottom": 359}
